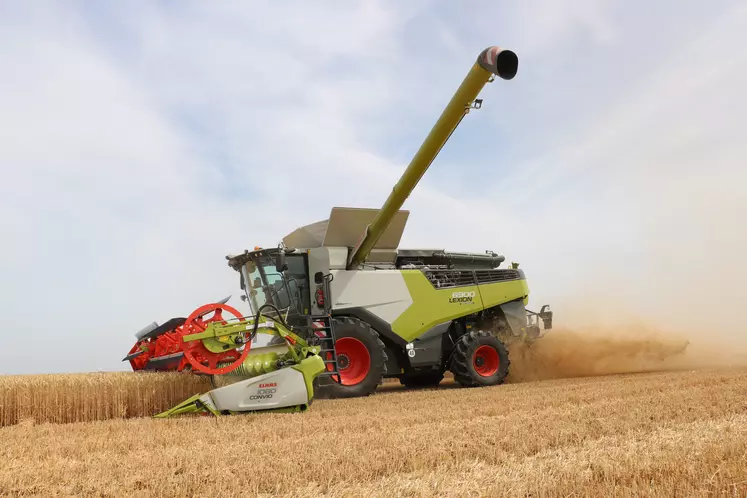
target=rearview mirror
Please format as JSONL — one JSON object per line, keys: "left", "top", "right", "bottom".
{"left": 275, "top": 251, "right": 287, "bottom": 272}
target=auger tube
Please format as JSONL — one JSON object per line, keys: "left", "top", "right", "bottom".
{"left": 346, "top": 46, "right": 518, "bottom": 270}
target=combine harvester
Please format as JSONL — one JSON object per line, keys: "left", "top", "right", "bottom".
{"left": 124, "top": 45, "right": 554, "bottom": 417}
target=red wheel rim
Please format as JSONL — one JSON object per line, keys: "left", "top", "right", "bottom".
{"left": 180, "top": 302, "right": 250, "bottom": 375}
{"left": 473, "top": 345, "right": 499, "bottom": 377}
{"left": 334, "top": 337, "right": 371, "bottom": 385}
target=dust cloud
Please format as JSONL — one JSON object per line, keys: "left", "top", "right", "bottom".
{"left": 508, "top": 168, "right": 747, "bottom": 382}
{"left": 505, "top": 322, "right": 747, "bottom": 383}
{"left": 506, "top": 327, "right": 688, "bottom": 383}
{"left": 493, "top": 46, "right": 747, "bottom": 382}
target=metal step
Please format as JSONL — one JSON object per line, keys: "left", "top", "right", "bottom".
{"left": 309, "top": 315, "right": 340, "bottom": 378}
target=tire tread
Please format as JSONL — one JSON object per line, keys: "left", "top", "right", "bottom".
{"left": 449, "top": 330, "right": 510, "bottom": 387}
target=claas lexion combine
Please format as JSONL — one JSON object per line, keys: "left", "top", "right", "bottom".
{"left": 124, "top": 45, "right": 553, "bottom": 418}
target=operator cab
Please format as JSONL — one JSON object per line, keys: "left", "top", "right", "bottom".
{"left": 227, "top": 247, "right": 311, "bottom": 325}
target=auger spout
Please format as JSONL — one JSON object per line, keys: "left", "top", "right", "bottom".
{"left": 346, "top": 46, "right": 519, "bottom": 269}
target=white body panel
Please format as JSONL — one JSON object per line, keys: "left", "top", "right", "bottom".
{"left": 329, "top": 270, "right": 412, "bottom": 324}
{"left": 327, "top": 247, "right": 349, "bottom": 270}
{"left": 205, "top": 367, "right": 309, "bottom": 412}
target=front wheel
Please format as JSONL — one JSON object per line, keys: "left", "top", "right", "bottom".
{"left": 450, "top": 330, "right": 510, "bottom": 387}
{"left": 316, "top": 317, "right": 387, "bottom": 399}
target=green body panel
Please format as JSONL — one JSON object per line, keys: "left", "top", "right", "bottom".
{"left": 391, "top": 270, "right": 529, "bottom": 343}
{"left": 391, "top": 271, "right": 482, "bottom": 342}
{"left": 478, "top": 279, "right": 529, "bottom": 309}
{"left": 291, "top": 354, "right": 326, "bottom": 401}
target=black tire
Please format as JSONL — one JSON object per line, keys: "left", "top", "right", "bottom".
{"left": 450, "top": 330, "right": 510, "bottom": 387}
{"left": 315, "top": 316, "right": 387, "bottom": 399}
{"left": 399, "top": 369, "right": 445, "bottom": 388}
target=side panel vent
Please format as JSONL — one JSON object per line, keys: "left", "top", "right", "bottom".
{"left": 423, "top": 270, "right": 476, "bottom": 289}
{"left": 474, "top": 269, "right": 520, "bottom": 284}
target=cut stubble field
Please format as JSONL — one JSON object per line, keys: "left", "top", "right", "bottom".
{"left": 2, "top": 328, "right": 747, "bottom": 497}
{"left": 2, "top": 368, "right": 747, "bottom": 497}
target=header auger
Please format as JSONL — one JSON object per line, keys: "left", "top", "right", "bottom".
{"left": 125, "top": 45, "right": 554, "bottom": 417}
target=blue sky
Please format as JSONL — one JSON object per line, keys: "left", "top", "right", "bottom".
{"left": 1, "top": 1, "right": 746, "bottom": 374}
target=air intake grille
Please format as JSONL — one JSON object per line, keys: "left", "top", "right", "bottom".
{"left": 474, "top": 269, "right": 521, "bottom": 284}
{"left": 423, "top": 270, "right": 476, "bottom": 289}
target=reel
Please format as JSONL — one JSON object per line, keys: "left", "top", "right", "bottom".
{"left": 123, "top": 299, "right": 252, "bottom": 375}
{"left": 179, "top": 302, "right": 251, "bottom": 375}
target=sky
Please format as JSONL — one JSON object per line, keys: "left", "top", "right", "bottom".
{"left": 1, "top": 1, "right": 746, "bottom": 374}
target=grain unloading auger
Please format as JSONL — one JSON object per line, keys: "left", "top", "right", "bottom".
{"left": 132, "top": 44, "right": 555, "bottom": 417}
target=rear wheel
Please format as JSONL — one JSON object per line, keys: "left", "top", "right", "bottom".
{"left": 450, "top": 330, "right": 510, "bottom": 387}
{"left": 316, "top": 317, "right": 387, "bottom": 398}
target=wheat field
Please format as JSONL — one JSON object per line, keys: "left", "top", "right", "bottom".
{"left": 0, "top": 326, "right": 703, "bottom": 428}
{"left": 1, "top": 368, "right": 746, "bottom": 497}
{"left": 0, "top": 371, "right": 211, "bottom": 426}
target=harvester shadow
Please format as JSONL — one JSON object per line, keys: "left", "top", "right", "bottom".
{"left": 372, "top": 377, "right": 463, "bottom": 396}
{"left": 361, "top": 367, "right": 700, "bottom": 400}
{"left": 311, "top": 377, "right": 460, "bottom": 401}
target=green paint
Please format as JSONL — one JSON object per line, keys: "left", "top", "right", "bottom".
{"left": 392, "top": 271, "right": 483, "bottom": 342}
{"left": 348, "top": 49, "right": 517, "bottom": 269}
{"left": 477, "top": 279, "right": 529, "bottom": 309}
{"left": 182, "top": 314, "right": 310, "bottom": 365}
{"left": 391, "top": 270, "right": 530, "bottom": 343}
{"left": 227, "top": 352, "right": 281, "bottom": 377}
{"left": 292, "top": 355, "right": 326, "bottom": 400}
{"left": 153, "top": 393, "right": 220, "bottom": 418}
